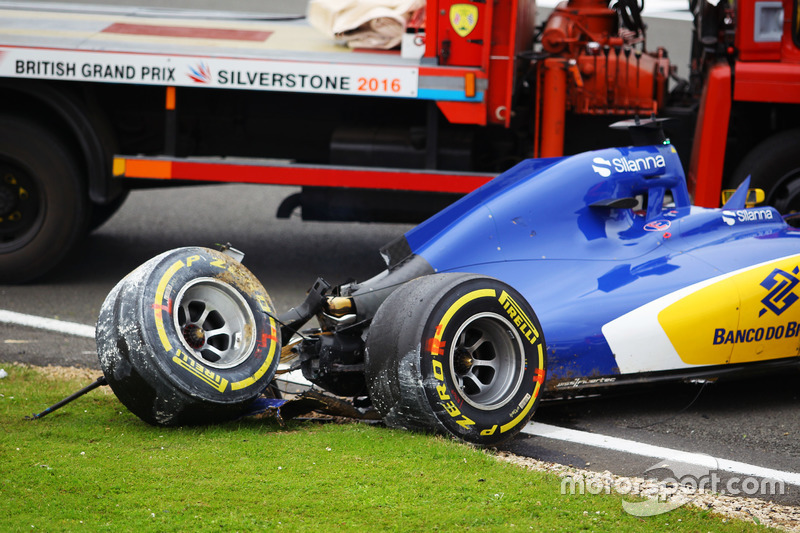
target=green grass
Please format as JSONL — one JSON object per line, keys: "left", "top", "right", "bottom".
{"left": 0, "top": 364, "right": 767, "bottom": 532}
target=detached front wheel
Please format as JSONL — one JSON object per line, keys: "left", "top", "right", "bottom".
{"left": 365, "top": 273, "right": 546, "bottom": 446}
{"left": 96, "top": 247, "right": 280, "bottom": 426}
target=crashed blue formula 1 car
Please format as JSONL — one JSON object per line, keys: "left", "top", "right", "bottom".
{"left": 95, "top": 125, "right": 800, "bottom": 446}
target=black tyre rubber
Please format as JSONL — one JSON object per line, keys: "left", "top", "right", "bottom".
{"left": 729, "top": 129, "right": 800, "bottom": 213}
{"left": 365, "top": 273, "right": 547, "bottom": 446}
{"left": 96, "top": 246, "right": 281, "bottom": 426}
{"left": 0, "top": 116, "right": 87, "bottom": 283}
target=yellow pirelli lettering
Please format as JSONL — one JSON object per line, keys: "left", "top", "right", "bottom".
{"left": 481, "top": 425, "right": 497, "bottom": 436}
{"left": 185, "top": 255, "right": 202, "bottom": 267}
{"left": 436, "top": 383, "right": 450, "bottom": 400}
{"left": 498, "top": 291, "right": 539, "bottom": 344}
{"left": 255, "top": 294, "right": 271, "bottom": 313}
{"left": 432, "top": 359, "right": 445, "bottom": 381}
{"left": 172, "top": 350, "right": 228, "bottom": 392}
{"left": 443, "top": 400, "right": 460, "bottom": 417}
{"left": 457, "top": 415, "right": 475, "bottom": 429}
{"left": 153, "top": 259, "right": 186, "bottom": 352}
{"left": 210, "top": 258, "right": 226, "bottom": 269}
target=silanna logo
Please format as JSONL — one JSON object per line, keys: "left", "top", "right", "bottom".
{"left": 721, "top": 211, "right": 735, "bottom": 225}
{"left": 722, "top": 209, "right": 774, "bottom": 226}
{"left": 187, "top": 62, "right": 212, "bottom": 84}
{"left": 760, "top": 266, "right": 800, "bottom": 317}
{"left": 592, "top": 155, "right": 666, "bottom": 178}
{"left": 592, "top": 157, "right": 613, "bottom": 177}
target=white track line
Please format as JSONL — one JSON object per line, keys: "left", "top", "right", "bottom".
{"left": 4, "top": 308, "right": 798, "bottom": 486}
{"left": 0, "top": 309, "right": 95, "bottom": 339}
{"left": 525, "top": 422, "right": 800, "bottom": 486}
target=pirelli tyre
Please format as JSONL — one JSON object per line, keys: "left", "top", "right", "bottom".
{"left": 365, "top": 273, "right": 546, "bottom": 446}
{"left": 96, "top": 247, "right": 280, "bottom": 426}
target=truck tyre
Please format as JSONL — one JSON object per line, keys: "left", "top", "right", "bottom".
{"left": 0, "top": 116, "right": 87, "bottom": 283}
{"left": 96, "top": 246, "right": 281, "bottom": 426}
{"left": 365, "top": 273, "right": 546, "bottom": 446}
{"left": 730, "top": 129, "right": 800, "bottom": 213}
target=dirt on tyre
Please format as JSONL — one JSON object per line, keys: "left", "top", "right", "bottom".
{"left": 0, "top": 115, "right": 87, "bottom": 283}
{"left": 96, "top": 246, "right": 281, "bottom": 426}
{"left": 365, "top": 273, "right": 547, "bottom": 446}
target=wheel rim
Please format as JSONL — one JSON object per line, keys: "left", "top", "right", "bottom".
{"left": 0, "top": 161, "right": 42, "bottom": 253}
{"left": 173, "top": 277, "right": 256, "bottom": 369}
{"left": 449, "top": 312, "right": 525, "bottom": 410}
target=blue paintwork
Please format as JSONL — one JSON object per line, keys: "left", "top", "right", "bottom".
{"left": 417, "top": 88, "right": 485, "bottom": 102}
{"left": 402, "top": 143, "right": 800, "bottom": 385}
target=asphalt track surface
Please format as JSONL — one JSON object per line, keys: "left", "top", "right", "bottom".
{"left": 1, "top": 0, "right": 797, "bottom": 510}
{"left": 1, "top": 182, "right": 799, "bottom": 507}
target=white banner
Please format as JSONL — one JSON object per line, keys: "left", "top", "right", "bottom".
{"left": 0, "top": 46, "right": 419, "bottom": 98}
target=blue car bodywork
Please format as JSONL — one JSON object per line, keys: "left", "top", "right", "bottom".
{"left": 389, "top": 142, "right": 800, "bottom": 393}
{"left": 91, "top": 137, "right": 800, "bottom": 442}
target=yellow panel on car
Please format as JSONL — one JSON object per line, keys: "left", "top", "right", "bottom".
{"left": 657, "top": 277, "right": 738, "bottom": 365}
{"left": 659, "top": 256, "right": 800, "bottom": 366}
{"left": 730, "top": 258, "right": 800, "bottom": 364}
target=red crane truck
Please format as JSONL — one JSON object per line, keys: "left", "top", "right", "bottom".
{"left": 0, "top": 0, "right": 798, "bottom": 282}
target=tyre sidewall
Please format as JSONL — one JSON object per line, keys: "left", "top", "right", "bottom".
{"left": 123, "top": 247, "right": 279, "bottom": 406}
{"left": 417, "top": 279, "right": 546, "bottom": 444}
{"left": 0, "top": 117, "right": 87, "bottom": 281}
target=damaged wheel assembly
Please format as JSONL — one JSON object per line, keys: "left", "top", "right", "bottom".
{"left": 84, "top": 131, "right": 800, "bottom": 447}
{"left": 365, "top": 273, "right": 547, "bottom": 446}
{"left": 92, "top": 247, "right": 548, "bottom": 446}
{"left": 95, "top": 246, "right": 281, "bottom": 426}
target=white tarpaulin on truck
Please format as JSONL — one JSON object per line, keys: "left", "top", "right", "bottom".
{"left": 307, "top": 0, "right": 424, "bottom": 49}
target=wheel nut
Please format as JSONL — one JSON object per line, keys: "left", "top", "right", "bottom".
{"left": 183, "top": 325, "right": 205, "bottom": 349}
{"left": 454, "top": 350, "right": 474, "bottom": 374}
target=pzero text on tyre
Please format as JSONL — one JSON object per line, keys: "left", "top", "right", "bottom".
{"left": 365, "top": 273, "right": 547, "bottom": 446}
{"left": 96, "top": 246, "right": 280, "bottom": 426}
{"left": 0, "top": 115, "right": 87, "bottom": 283}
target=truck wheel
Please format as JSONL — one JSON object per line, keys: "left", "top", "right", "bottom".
{"left": 96, "top": 246, "right": 281, "bottom": 426}
{"left": 365, "top": 273, "right": 547, "bottom": 446}
{"left": 730, "top": 129, "right": 800, "bottom": 213}
{"left": 0, "top": 116, "right": 87, "bottom": 283}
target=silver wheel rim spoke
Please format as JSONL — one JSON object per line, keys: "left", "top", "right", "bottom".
{"left": 173, "top": 277, "right": 256, "bottom": 369}
{"left": 449, "top": 312, "right": 525, "bottom": 411}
